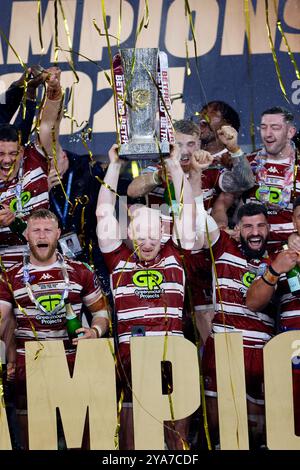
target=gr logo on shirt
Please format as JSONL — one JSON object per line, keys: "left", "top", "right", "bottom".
{"left": 132, "top": 270, "right": 164, "bottom": 299}
{"left": 36, "top": 294, "right": 62, "bottom": 312}
{"left": 35, "top": 294, "right": 65, "bottom": 325}
{"left": 242, "top": 272, "right": 256, "bottom": 288}
{"left": 255, "top": 186, "right": 281, "bottom": 204}
{"left": 9, "top": 191, "right": 31, "bottom": 212}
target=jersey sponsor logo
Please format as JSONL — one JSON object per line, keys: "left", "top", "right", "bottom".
{"left": 36, "top": 294, "right": 62, "bottom": 313}
{"left": 255, "top": 186, "right": 281, "bottom": 204}
{"left": 132, "top": 270, "right": 164, "bottom": 299}
{"left": 40, "top": 273, "right": 54, "bottom": 280}
{"left": 133, "top": 270, "right": 163, "bottom": 290}
{"left": 242, "top": 271, "right": 256, "bottom": 288}
{"left": 9, "top": 191, "right": 31, "bottom": 212}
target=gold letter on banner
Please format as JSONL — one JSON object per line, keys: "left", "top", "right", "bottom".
{"left": 264, "top": 331, "right": 300, "bottom": 449}
{"left": 79, "top": 0, "right": 134, "bottom": 62}
{"left": 135, "top": 0, "right": 164, "bottom": 48}
{"left": 0, "top": 405, "right": 12, "bottom": 449}
{"left": 26, "top": 339, "right": 117, "bottom": 450}
{"left": 131, "top": 336, "right": 200, "bottom": 450}
{"left": 222, "top": 0, "right": 279, "bottom": 55}
{"left": 7, "top": 1, "right": 76, "bottom": 64}
{"left": 165, "top": 0, "right": 219, "bottom": 58}
{"left": 215, "top": 332, "right": 249, "bottom": 450}
{"left": 280, "top": 0, "right": 300, "bottom": 53}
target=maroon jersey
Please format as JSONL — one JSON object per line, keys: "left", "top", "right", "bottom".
{"left": 275, "top": 275, "right": 300, "bottom": 331}
{"left": 194, "top": 231, "right": 276, "bottom": 348}
{"left": 0, "top": 255, "right": 102, "bottom": 357}
{"left": 0, "top": 145, "right": 49, "bottom": 247}
{"left": 201, "top": 167, "right": 221, "bottom": 211}
{"left": 244, "top": 151, "right": 300, "bottom": 237}
{"left": 103, "top": 240, "right": 186, "bottom": 345}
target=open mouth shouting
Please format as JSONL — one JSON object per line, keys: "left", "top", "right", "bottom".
{"left": 247, "top": 236, "right": 264, "bottom": 251}
{"left": 0, "top": 162, "right": 15, "bottom": 180}
{"left": 180, "top": 155, "right": 190, "bottom": 170}
{"left": 30, "top": 240, "right": 57, "bottom": 263}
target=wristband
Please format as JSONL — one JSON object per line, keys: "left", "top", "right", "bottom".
{"left": 152, "top": 170, "right": 161, "bottom": 185}
{"left": 263, "top": 269, "right": 279, "bottom": 285}
{"left": 91, "top": 325, "right": 102, "bottom": 338}
{"left": 268, "top": 265, "right": 280, "bottom": 277}
{"left": 229, "top": 148, "right": 243, "bottom": 158}
{"left": 261, "top": 275, "right": 277, "bottom": 287}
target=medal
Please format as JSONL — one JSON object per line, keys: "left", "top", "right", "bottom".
{"left": 23, "top": 252, "right": 71, "bottom": 316}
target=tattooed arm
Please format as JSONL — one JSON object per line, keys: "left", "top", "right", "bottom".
{"left": 219, "top": 152, "right": 255, "bottom": 192}
{"left": 217, "top": 125, "right": 255, "bottom": 192}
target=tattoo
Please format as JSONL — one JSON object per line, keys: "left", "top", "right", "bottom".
{"left": 221, "top": 155, "right": 255, "bottom": 192}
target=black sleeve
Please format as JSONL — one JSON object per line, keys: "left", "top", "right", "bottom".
{"left": 0, "top": 85, "right": 23, "bottom": 124}
{"left": 14, "top": 99, "right": 36, "bottom": 144}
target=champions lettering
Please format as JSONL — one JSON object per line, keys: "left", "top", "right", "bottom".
{"left": 1, "top": 333, "right": 300, "bottom": 450}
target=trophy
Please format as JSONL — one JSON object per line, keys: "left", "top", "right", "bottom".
{"left": 113, "top": 48, "right": 174, "bottom": 160}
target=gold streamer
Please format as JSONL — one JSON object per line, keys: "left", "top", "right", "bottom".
{"left": 0, "top": 27, "right": 30, "bottom": 123}
{"left": 205, "top": 221, "right": 244, "bottom": 449}
{"left": 264, "top": 0, "right": 289, "bottom": 102}
{"left": 117, "top": 0, "right": 123, "bottom": 47}
{"left": 37, "top": 0, "right": 44, "bottom": 53}
{"left": 54, "top": 0, "right": 59, "bottom": 64}
{"left": 184, "top": 0, "right": 198, "bottom": 64}
{"left": 144, "top": 0, "right": 150, "bottom": 29}
{"left": 80, "top": 130, "right": 126, "bottom": 449}
{"left": 131, "top": 161, "right": 140, "bottom": 179}
{"left": 244, "top": 0, "right": 251, "bottom": 54}
{"left": 57, "top": 0, "right": 79, "bottom": 85}
{"left": 0, "top": 29, "right": 27, "bottom": 70}
{"left": 293, "top": 148, "right": 299, "bottom": 200}
{"left": 21, "top": 71, "right": 29, "bottom": 121}
{"left": 185, "top": 40, "right": 191, "bottom": 77}
{"left": 54, "top": 0, "right": 80, "bottom": 138}
{"left": 99, "top": 0, "right": 120, "bottom": 144}
{"left": 244, "top": 0, "right": 256, "bottom": 151}
{"left": 277, "top": 20, "right": 300, "bottom": 80}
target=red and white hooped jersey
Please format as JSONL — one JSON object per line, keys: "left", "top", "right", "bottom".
{"left": 276, "top": 274, "right": 300, "bottom": 331}
{"left": 103, "top": 240, "right": 187, "bottom": 345}
{"left": 0, "top": 256, "right": 103, "bottom": 356}
{"left": 0, "top": 145, "right": 49, "bottom": 247}
{"left": 193, "top": 231, "right": 276, "bottom": 348}
{"left": 244, "top": 151, "right": 300, "bottom": 237}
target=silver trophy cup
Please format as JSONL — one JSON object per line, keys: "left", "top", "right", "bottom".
{"left": 116, "top": 48, "right": 170, "bottom": 160}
